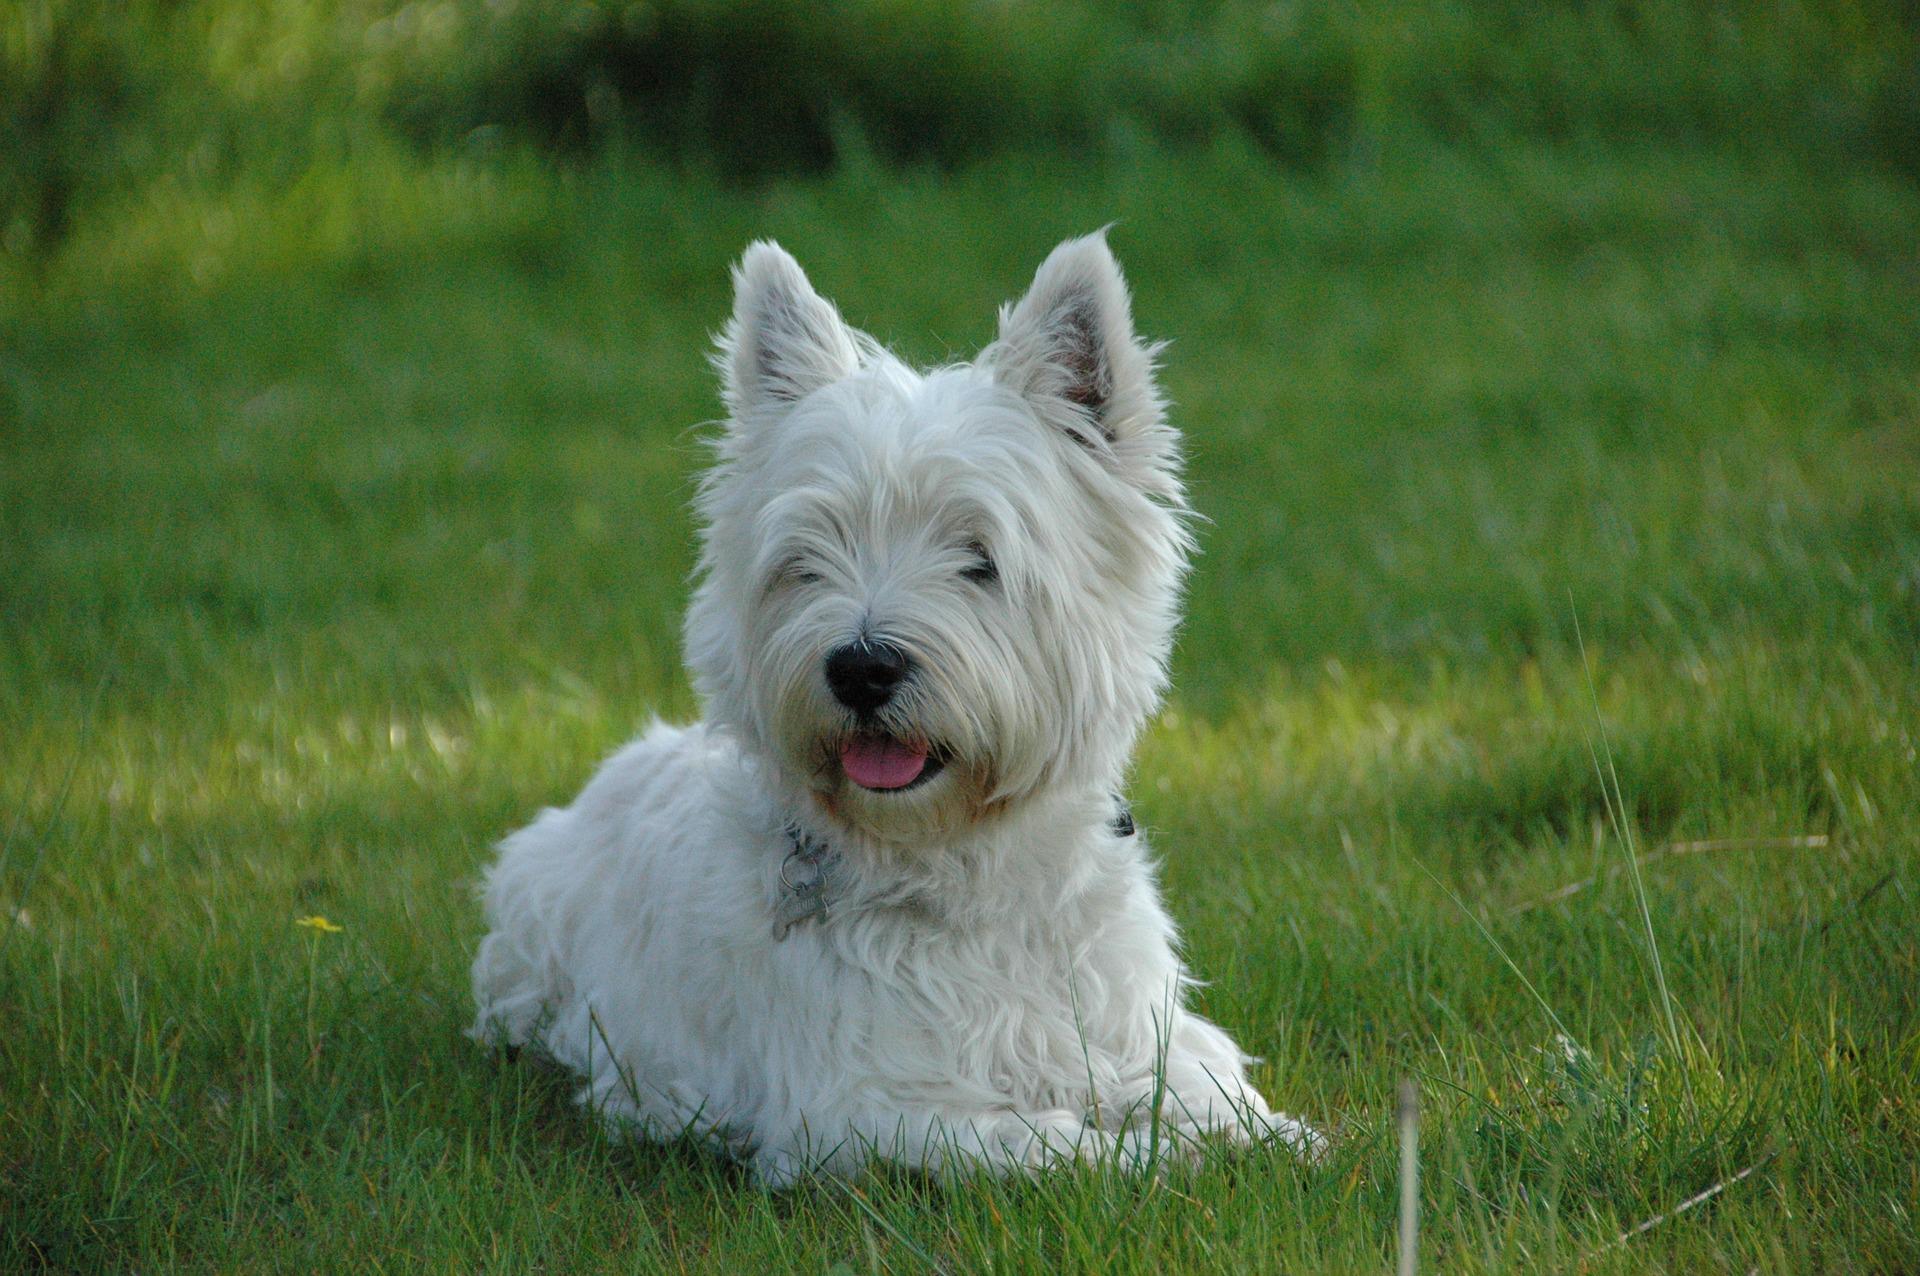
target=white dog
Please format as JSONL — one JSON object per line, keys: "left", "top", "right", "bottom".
{"left": 470, "top": 232, "right": 1317, "bottom": 1183}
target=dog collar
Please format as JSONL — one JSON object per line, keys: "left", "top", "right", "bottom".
{"left": 772, "top": 823, "right": 837, "bottom": 939}
{"left": 771, "top": 800, "right": 1136, "bottom": 940}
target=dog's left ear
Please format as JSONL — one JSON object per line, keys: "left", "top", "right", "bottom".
{"left": 990, "top": 230, "right": 1163, "bottom": 449}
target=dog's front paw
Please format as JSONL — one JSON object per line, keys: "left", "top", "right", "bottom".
{"left": 750, "top": 1147, "right": 809, "bottom": 1190}
{"left": 1116, "top": 1106, "right": 1329, "bottom": 1170}
{"left": 1260, "top": 1110, "right": 1331, "bottom": 1161}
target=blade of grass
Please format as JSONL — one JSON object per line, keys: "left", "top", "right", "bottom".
{"left": 1571, "top": 601, "right": 1694, "bottom": 1108}
{"left": 1416, "top": 859, "right": 1574, "bottom": 1045}
{"left": 827, "top": 1180, "right": 951, "bottom": 1276}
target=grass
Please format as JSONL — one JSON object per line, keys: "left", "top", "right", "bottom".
{"left": 2, "top": 133, "right": 1917, "bottom": 1270}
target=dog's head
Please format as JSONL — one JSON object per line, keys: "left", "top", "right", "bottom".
{"left": 684, "top": 233, "right": 1191, "bottom": 846}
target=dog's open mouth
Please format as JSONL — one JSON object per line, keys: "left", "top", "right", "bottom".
{"left": 839, "top": 733, "right": 947, "bottom": 792}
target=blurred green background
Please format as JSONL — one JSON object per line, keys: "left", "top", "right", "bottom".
{"left": 6, "top": 0, "right": 1917, "bottom": 270}
{"left": 3, "top": 3, "right": 1919, "bottom": 1271}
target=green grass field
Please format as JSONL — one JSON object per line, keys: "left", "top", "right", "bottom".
{"left": 3, "top": 127, "right": 1918, "bottom": 1270}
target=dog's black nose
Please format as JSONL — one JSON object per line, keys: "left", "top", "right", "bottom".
{"left": 825, "top": 639, "right": 911, "bottom": 714}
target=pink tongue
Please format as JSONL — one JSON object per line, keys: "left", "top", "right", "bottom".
{"left": 840, "top": 735, "right": 930, "bottom": 790}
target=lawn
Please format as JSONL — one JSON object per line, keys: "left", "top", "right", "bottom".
{"left": 2, "top": 133, "right": 1917, "bottom": 1270}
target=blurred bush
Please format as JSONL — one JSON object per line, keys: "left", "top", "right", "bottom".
{"left": 360, "top": 1, "right": 1362, "bottom": 173}
{"left": 5, "top": 0, "right": 1917, "bottom": 265}
{"left": 2, "top": 0, "right": 366, "bottom": 264}
{"left": 368, "top": 0, "right": 1920, "bottom": 175}
{"left": 2, "top": 0, "right": 165, "bottom": 259}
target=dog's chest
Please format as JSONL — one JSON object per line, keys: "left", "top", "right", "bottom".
{"left": 833, "top": 903, "right": 1171, "bottom": 1106}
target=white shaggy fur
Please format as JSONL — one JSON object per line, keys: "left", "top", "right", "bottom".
{"left": 471, "top": 233, "right": 1317, "bottom": 1183}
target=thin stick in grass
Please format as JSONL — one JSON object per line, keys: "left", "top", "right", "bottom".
{"left": 1397, "top": 1079, "right": 1419, "bottom": 1276}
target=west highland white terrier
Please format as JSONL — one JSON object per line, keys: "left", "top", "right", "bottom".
{"left": 470, "top": 232, "right": 1317, "bottom": 1183}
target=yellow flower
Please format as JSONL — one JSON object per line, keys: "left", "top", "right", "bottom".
{"left": 295, "top": 915, "right": 343, "bottom": 934}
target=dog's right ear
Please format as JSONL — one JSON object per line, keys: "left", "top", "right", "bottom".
{"left": 718, "top": 242, "right": 861, "bottom": 419}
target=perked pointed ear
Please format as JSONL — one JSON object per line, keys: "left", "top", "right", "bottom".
{"left": 718, "top": 241, "right": 862, "bottom": 419}
{"left": 989, "top": 230, "right": 1162, "bottom": 447}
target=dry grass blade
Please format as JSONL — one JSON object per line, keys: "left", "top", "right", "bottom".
{"left": 1508, "top": 835, "right": 1831, "bottom": 916}
{"left": 1602, "top": 1155, "right": 1775, "bottom": 1252}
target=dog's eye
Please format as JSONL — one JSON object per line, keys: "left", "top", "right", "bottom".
{"left": 961, "top": 542, "right": 998, "bottom": 586}
{"left": 774, "top": 556, "right": 822, "bottom": 589}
